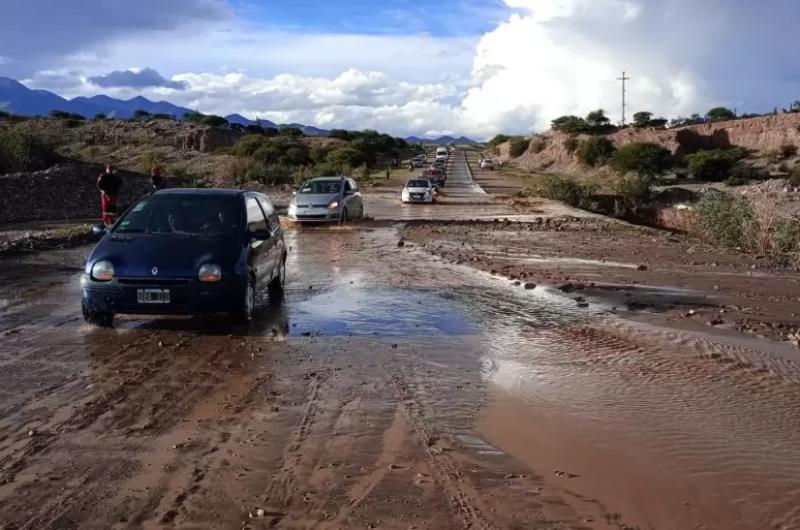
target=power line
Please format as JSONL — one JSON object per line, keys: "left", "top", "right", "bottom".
{"left": 617, "top": 71, "right": 631, "bottom": 126}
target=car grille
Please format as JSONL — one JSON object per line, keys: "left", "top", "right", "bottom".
{"left": 118, "top": 278, "right": 192, "bottom": 286}
{"left": 296, "top": 204, "right": 329, "bottom": 208}
{"left": 296, "top": 214, "right": 329, "bottom": 220}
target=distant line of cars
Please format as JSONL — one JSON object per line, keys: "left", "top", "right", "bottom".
{"left": 402, "top": 145, "right": 451, "bottom": 204}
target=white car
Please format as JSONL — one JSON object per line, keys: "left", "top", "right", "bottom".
{"left": 480, "top": 159, "right": 494, "bottom": 170}
{"left": 287, "top": 176, "right": 365, "bottom": 222}
{"left": 401, "top": 179, "right": 435, "bottom": 203}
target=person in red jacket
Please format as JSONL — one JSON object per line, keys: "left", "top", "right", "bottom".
{"left": 150, "top": 164, "right": 165, "bottom": 192}
{"left": 96, "top": 164, "right": 123, "bottom": 225}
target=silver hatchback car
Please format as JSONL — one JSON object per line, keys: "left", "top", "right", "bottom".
{"left": 287, "top": 176, "right": 365, "bottom": 223}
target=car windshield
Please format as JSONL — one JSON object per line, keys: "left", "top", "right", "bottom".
{"left": 406, "top": 180, "right": 430, "bottom": 188}
{"left": 299, "top": 180, "right": 342, "bottom": 194}
{"left": 114, "top": 195, "right": 240, "bottom": 237}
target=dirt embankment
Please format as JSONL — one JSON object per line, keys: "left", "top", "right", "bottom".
{"left": 506, "top": 113, "right": 800, "bottom": 177}
{"left": 0, "top": 164, "right": 153, "bottom": 224}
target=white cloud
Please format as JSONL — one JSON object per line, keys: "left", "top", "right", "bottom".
{"left": 15, "top": 0, "right": 800, "bottom": 138}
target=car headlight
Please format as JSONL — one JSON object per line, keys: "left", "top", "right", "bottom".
{"left": 198, "top": 263, "right": 222, "bottom": 282}
{"left": 328, "top": 200, "right": 339, "bottom": 210}
{"left": 91, "top": 260, "right": 114, "bottom": 282}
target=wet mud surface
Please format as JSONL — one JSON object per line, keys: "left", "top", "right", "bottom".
{"left": 1, "top": 225, "right": 800, "bottom": 530}
{"left": 3, "top": 152, "right": 800, "bottom": 530}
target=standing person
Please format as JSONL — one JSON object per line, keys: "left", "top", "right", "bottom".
{"left": 150, "top": 164, "right": 165, "bottom": 192}
{"left": 97, "top": 164, "right": 123, "bottom": 226}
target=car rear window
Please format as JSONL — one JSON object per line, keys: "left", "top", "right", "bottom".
{"left": 116, "top": 195, "right": 241, "bottom": 237}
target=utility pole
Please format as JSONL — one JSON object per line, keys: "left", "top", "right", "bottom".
{"left": 617, "top": 70, "right": 631, "bottom": 126}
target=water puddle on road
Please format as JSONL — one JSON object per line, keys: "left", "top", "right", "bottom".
{"left": 287, "top": 286, "right": 477, "bottom": 337}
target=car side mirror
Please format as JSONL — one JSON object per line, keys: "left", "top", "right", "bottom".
{"left": 250, "top": 228, "right": 271, "bottom": 241}
{"left": 92, "top": 224, "right": 107, "bottom": 238}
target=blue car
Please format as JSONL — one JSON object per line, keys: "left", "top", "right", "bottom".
{"left": 81, "top": 189, "right": 287, "bottom": 327}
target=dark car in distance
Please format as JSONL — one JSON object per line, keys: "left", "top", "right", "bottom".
{"left": 81, "top": 189, "right": 287, "bottom": 326}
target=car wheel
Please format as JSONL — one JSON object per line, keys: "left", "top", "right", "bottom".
{"left": 82, "top": 301, "right": 114, "bottom": 327}
{"left": 234, "top": 275, "right": 256, "bottom": 325}
{"left": 269, "top": 257, "right": 285, "bottom": 299}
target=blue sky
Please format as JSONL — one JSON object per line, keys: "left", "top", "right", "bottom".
{"left": 235, "top": 0, "right": 509, "bottom": 36}
{"left": 2, "top": 0, "right": 799, "bottom": 138}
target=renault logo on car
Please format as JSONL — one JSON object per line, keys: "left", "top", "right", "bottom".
{"left": 151, "top": 267, "right": 158, "bottom": 276}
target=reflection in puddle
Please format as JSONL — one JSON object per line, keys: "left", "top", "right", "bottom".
{"left": 288, "top": 286, "right": 477, "bottom": 337}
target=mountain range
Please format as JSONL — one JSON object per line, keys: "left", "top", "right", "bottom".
{"left": 0, "top": 76, "right": 477, "bottom": 144}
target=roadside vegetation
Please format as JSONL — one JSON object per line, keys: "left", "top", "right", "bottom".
{"left": 0, "top": 128, "right": 57, "bottom": 173}
{"left": 229, "top": 129, "right": 412, "bottom": 186}
{"left": 0, "top": 110, "right": 418, "bottom": 189}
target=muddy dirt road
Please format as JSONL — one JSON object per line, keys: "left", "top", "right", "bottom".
{"left": 2, "top": 153, "right": 800, "bottom": 530}
{"left": 2, "top": 225, "right": 800, "bottom": 530}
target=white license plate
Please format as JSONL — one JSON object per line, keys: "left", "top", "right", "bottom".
{"left": 137, "top": 289, "right": 171, "bottom": 304}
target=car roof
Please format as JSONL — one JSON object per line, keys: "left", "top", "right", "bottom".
{"left": 305, "top": 176, "right": 348, "bottom": 182}
{"left": 154, "top": 188, "right": 245, "bottom": 197}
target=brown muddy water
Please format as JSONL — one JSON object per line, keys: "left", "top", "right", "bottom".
{"left": 0, "top": 227, "right": 799, "bottom": 529}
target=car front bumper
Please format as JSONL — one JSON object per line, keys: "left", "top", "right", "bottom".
{"left": 287, "top": 207, "right": 342, "bottom": 222}
{"left": 81, "top": 274, "right": 245, "bottom": 315}
{"left": 402, "top": 194, "right": 434, "bottom": 203}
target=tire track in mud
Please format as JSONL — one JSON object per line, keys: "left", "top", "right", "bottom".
{"left": 260, "top": 353, "right": 334, "bottom": 522}
{"left": 0, "top": 330, "right": 262, "bottom": 530}
{"left": 389, "top": 372, "right": 498, "bottom": 530}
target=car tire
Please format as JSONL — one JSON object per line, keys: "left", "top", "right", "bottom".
{"left": 234, "top": 275, "right": 256, "bottom": 325}
{"left": 82, "top": 301, "right": 114, "bottom": 327}
{"left": 269, "top": 257, "right": 286, "bottom": 299}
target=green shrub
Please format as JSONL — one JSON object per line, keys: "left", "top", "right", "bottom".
{"left": 132, "top": 109, "right": 152, "bottom": 121}
{"left": 563, "top": 136, "right": 579, "bottom": 154}
{"left": 706, "top": 107, "right": 736, "bottom": 121}
{"left": 685, "top": 147, "right": 748, "bottom": 181}
{"left": 772, "top": 217, "right": 800, "bottom": 253}
{"left": 538, "top": 175, "right": 597, "bottom": 208}
{"left": 233, "top": 135, "right": 269, "bottom": 157}
{"left": 577, "top": 137, "right": 615, "bottom": 167}
{"left": 0, "top": 130, "right": 56, "bottom": 174}
{"left": 614, "top": 174, "right": 651, "bottom": 209}
{"left": 509, "top": 137, "right": 530, "bottom": 158}
{"left": 610, "top": 142, "right": 673, "bottom": 178}
{"left": 284, "top": 145, "right": 310, "bottom": 165}
{"left": 326, "top": 146, "right": 367, "bottom": 168}
{"left": 725, "top": 164, "right": 767, "bottom": 186}
{"left": 551, "top": 115, "right": 589, "bottom": 134}
{"left": 329, "top": 129, "right": 351, "bottom": 141}
{"left": 693, "top": 192, "right": 755, "bottom": 247}
{"left": 50, "top": 110, "right": 85, "bottom": 120}
{"left": 792, "top": 163, "right": 800, "bottom": 186}
{"left": 781, "top": 143, "right": 798, "bottom": 158}
{"left": 183, "top": 111, "right": 228, "bottom": 128}
{"left": 488, "top": 134, "right": 511, "bottom": 148}
{"left": 279, "top": 127, "right": 303, "bottom": 138}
